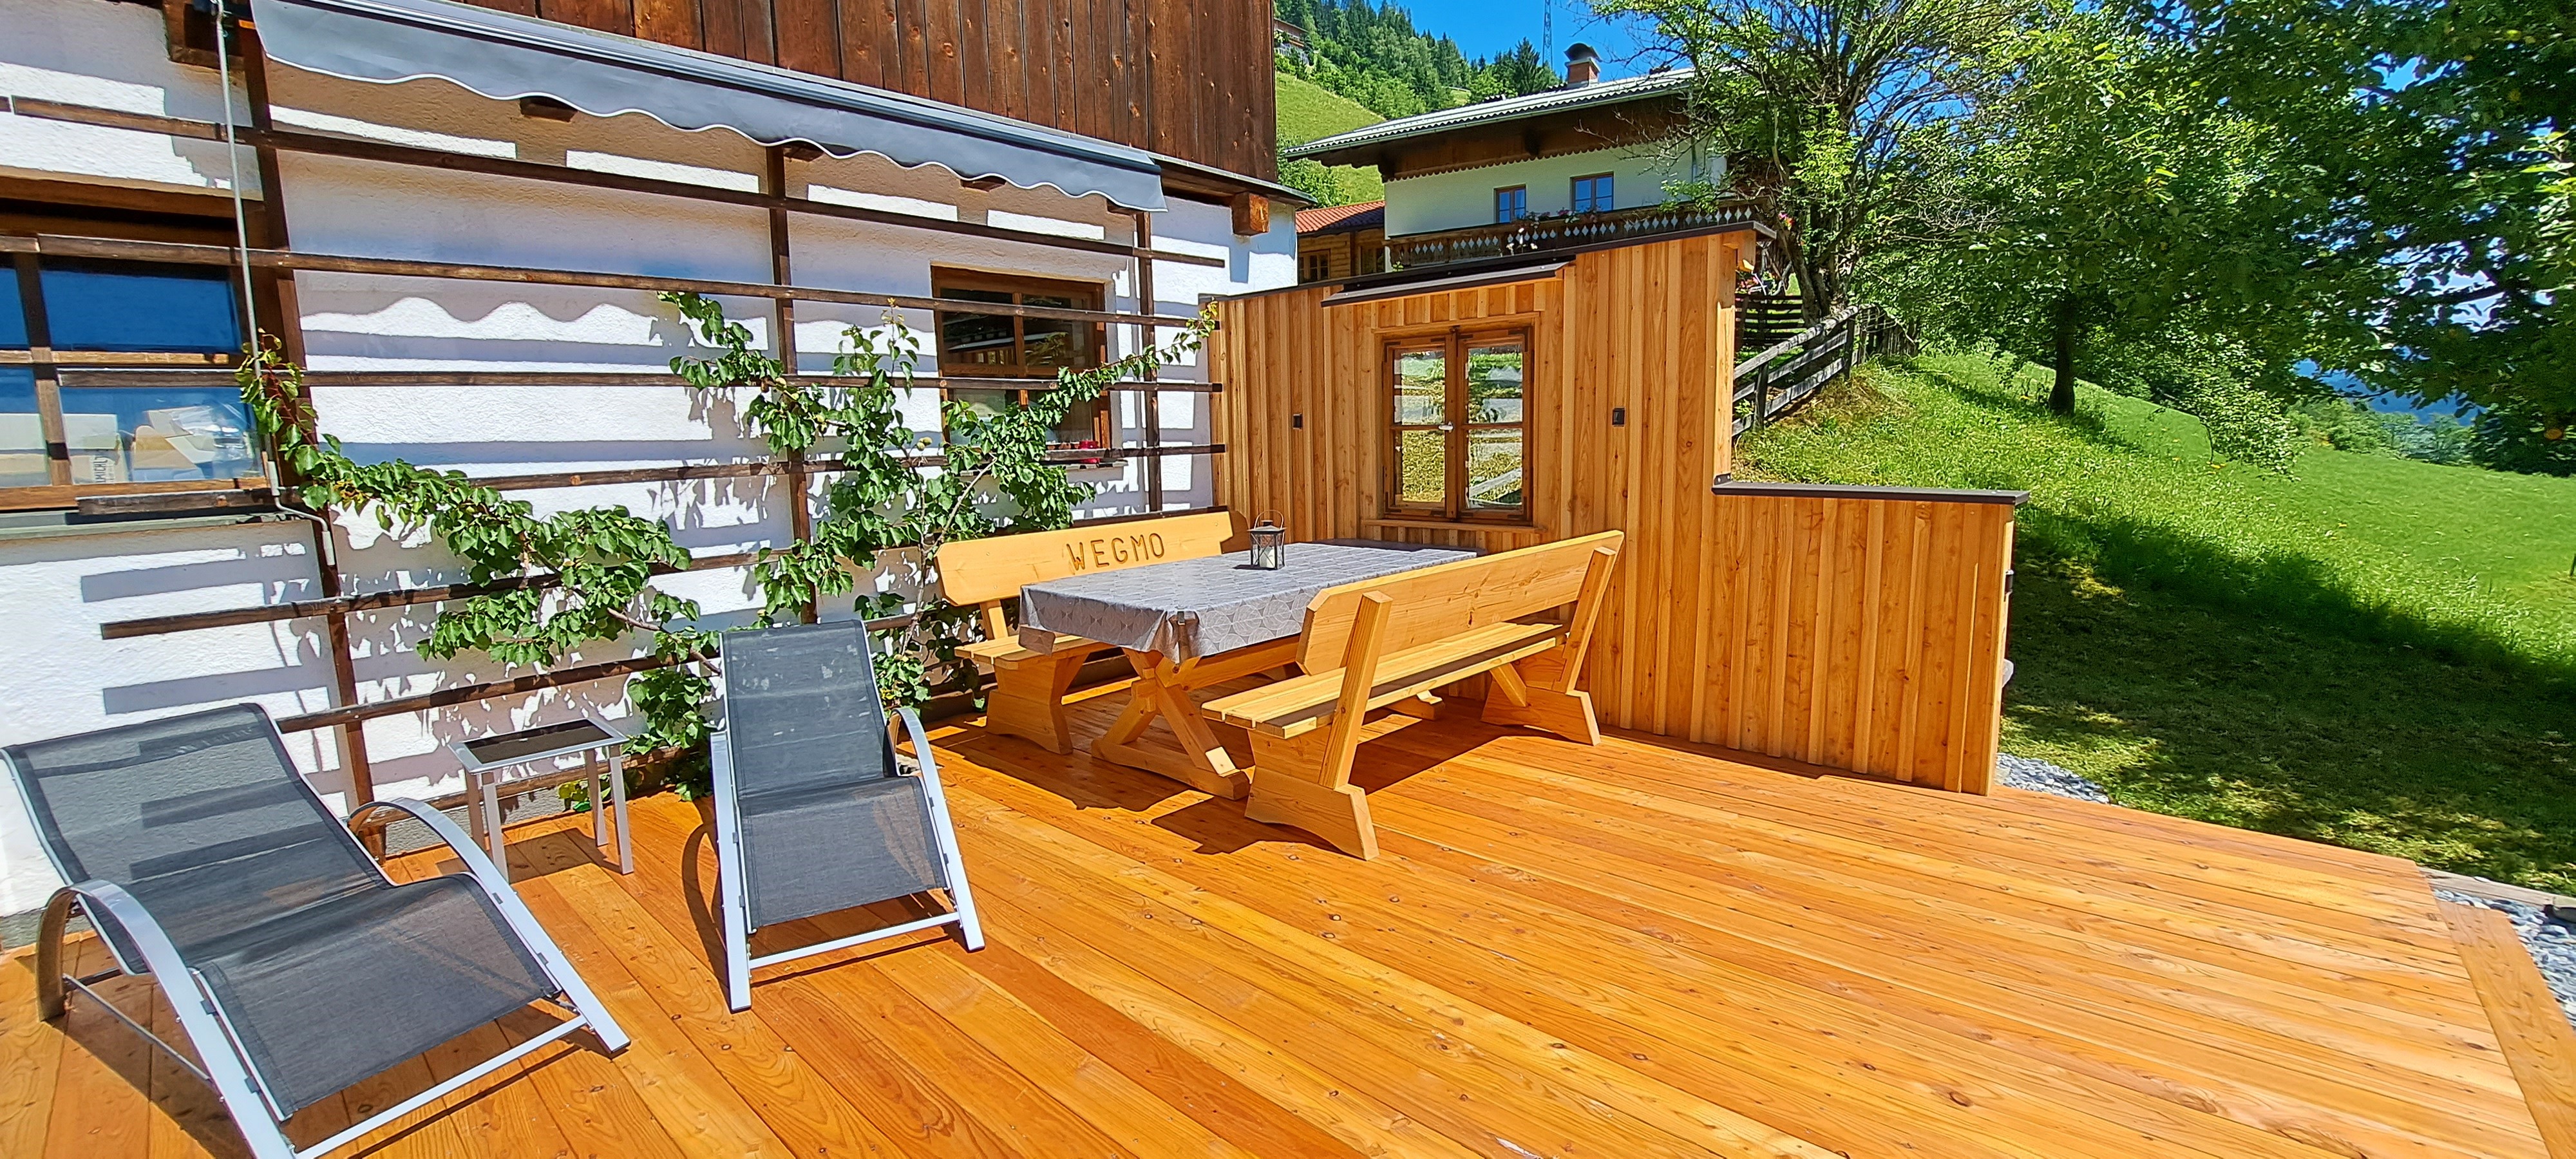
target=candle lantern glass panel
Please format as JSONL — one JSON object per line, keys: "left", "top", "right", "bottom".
{"left": 1247, "top": 518, "right": 1287, "bottom": 570}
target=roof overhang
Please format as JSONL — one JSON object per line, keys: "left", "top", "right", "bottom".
{"left": 1320, "top": 259, "right": 1568, "bottom": 307}
{"left": 250, "top": 0, "right": 1168, "bottom": 211}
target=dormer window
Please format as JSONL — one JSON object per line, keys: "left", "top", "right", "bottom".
{"left": 1494, "top": 185, "right": 1529, "bottom": 223}
{"left": 1572, "top": 173, "right": 1615, "bottom": 214}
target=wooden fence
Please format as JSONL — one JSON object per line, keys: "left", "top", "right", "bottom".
{"left": 1732, "top": 303, "right": 1913, "bottom": 434}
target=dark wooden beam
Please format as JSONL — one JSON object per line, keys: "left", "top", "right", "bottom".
{"left": 53, "top": 367, "right": 1224, "bottom": 391}
{"left": 2, "top": 96, "right": 1226, "bottom": 269}
{"left": 0, "top": 232, "right": 1204, "bottom": 329}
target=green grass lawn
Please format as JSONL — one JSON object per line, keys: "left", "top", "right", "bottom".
{"left": 1276, "top": 73, "right": 1386, "bottom": 206}
{"left": 1739, "top": 351, "right": 2576, "bottom": 890}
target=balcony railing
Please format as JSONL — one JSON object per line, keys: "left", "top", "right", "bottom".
{"left": 1381, "top": 200, "right": 1770, "bottom": 269}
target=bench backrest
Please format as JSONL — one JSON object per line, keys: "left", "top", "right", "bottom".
{"left": 1297, "top": 531, "right": 1624, "bottom": 669}
{"left": 938, "top": 511, "right": 1238, "bottom": 612}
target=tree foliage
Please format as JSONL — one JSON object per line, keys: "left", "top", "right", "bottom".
{"left": 1596, "top": 0, "right": 2025, "bottom": 317}
{"left": 2139, "top": 0, "right": 2574, "bottom": 424}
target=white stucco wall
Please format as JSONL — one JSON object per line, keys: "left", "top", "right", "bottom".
{"left": 0, "top": 5, "right": 1294, "bottom": 915}
{"left": 1381, "top": 144, "right": 1716, "bottom": 236}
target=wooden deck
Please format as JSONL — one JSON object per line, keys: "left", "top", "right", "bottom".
{"left": 7, "top": 684, "right": 2574, "bottom": 1158}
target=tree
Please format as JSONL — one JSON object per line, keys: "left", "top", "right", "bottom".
{"left": 1881, "top": 8, "right": 2369, "bottom": 417}
{"left": 1595, "top": 0, "right": 2027, "bottom": 319}
{"left": 2142, "top": 0, "right": 2575, "bottom": 422}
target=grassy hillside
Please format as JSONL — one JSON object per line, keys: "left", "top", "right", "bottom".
{"left": 1278, "top": 71, "right": 1383, "bottom": 144}
{"left": 1739, "top": 350, "right": 2576, "bottom": 890}
{"left": 1276, "top": 72, "right": 1385, "bottom": 207}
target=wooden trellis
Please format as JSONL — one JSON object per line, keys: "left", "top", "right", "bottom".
{"left": 50, "top": 33, "right": 1231, "bottom": 823}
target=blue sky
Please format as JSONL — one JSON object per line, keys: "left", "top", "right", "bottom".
{"left": 1392, "top": 1, "right": 1669, "bottom": 79}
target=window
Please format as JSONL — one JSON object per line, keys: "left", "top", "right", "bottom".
{"left": 1300, "top": 249, "right": 1333, "bottom": 283}
{"left": 933, "top": 270, "right": 1112, "bottom": 451}
{"left": 4, "top": 257, "right": 258, "bottom": 491}
{"left": 1493, "top": 185, "right": 1528, "bottom": 223}
{"left": 1571, "top": 173, "right": 1615, "bottom": 214}
{"left": 1384, "top": 329, "right": 1529, "bottom": 521}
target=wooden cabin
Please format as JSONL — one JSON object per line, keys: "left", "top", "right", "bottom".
{"left": 1225, "top": 186, "right": 2017, "bottom": 797}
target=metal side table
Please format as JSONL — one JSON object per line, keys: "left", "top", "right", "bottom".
{"left": 448, "top": 717, "right": 633, "bottom": 875}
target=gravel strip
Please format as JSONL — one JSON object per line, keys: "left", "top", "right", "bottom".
{"left": 1994, "top": 751, "right": 2111, "bottom": 803}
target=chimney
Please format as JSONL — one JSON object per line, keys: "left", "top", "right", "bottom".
{"left": 1564, "top": 42, "right": 1600, "bottom": 86}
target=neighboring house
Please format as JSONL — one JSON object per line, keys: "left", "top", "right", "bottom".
{"left": 1294, "top": 199, "right": 1385, "bottom": 283}
{"left": 1287, "top": 44, "right": 1726, "bottom": 267}
{"left": 0, "top": 0, "right": 1298, "bottom": 914}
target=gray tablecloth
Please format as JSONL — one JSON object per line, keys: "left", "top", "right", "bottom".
{"left": 1017, "top": 540, "right": 1476, "bottom": 661}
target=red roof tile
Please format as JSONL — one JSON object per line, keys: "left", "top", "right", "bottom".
{"left": 1294, "top": 200, "right": 1385, "bottom": 234}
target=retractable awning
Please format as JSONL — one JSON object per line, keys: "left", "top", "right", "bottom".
{"left": 249, "top": 0, "right": 1166, "bottom": 211}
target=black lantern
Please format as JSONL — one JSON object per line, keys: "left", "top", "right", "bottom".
{"left": 1247, "top": 514, "right": 1287, "bottom": 570}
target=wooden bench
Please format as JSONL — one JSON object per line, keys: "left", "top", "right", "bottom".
{"left": 1202, "top": 531, "right": 1622, "bottom": 858}
{"left": 940, "top": 511, "right": 1237, "bottom": 753}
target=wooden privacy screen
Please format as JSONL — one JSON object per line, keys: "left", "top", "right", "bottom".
{"left": 1209, "top": 231, "right": 2021, "bottom": 792}
{"left": 1698, "top": 489, "right": 2016, "bottom": 793}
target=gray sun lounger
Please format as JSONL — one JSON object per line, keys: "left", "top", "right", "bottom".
{"left": 711, "top": 621, "right": 982, "bottom": 1010}
{"left": 2, "top": 704, "right": 628, "bottom": 1159}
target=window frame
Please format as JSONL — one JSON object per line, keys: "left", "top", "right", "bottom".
{"left": 2, "top": 249, "right": 263, "bottom": 507}
{"left": 1380, "top": 326, "right": 1533, "bottom": 524}
{"left": 1493, "top": 185, "right": 1529, "bottom": 223}
{"left": 930, "top": 268, "right": 1113, "bottom": 451}
{"left": 1571, "top": 172, "right": 1615, "bottom": 214}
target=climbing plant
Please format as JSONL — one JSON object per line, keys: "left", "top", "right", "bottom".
{"left": 240, "top": 336, "right": 720, "bottom": 771}
{"left": 659, "top": 290, "right": 1219, "bottom": 708}
{"left": 238, "top": 292, "right": 1215, "bottom": 799}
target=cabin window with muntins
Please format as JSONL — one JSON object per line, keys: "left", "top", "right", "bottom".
{"left": 1493, "top": 185, "right": 1529, "bottom": 223}
{"left": 1383, "top": 328, "right": 1530, "bottom": 522}
{"left": 1572, "top": 173, "right": 1615, "bottom": 214}
{"left": 2, "top": 257, "right": 259, "bottom": 491}
{"left": 933, "top": 269, "right": 1112, "bottom": 452}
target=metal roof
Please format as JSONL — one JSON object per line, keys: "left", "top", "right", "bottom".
{"left": 1284, "top": 69, "right": 1694, "bottom": 160}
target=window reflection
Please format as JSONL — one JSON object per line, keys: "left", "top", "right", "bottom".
{"left": 59, "top": 388, "right": 260, "bottom": 484}
{"left": 41, "top": 262, "right": 238, "bottom": 353}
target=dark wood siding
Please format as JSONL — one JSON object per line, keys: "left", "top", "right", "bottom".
{"left": 490, "top": 0, "right": 1277, "bottom": 182}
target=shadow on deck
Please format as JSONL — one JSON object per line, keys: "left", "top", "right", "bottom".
{"left": 5, "top": 688, "right": 2570, "bottom": 1158}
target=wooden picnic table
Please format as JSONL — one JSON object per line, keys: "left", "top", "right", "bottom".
{"left": 1014, "top": 540, "right": 1474, "bottom": 797}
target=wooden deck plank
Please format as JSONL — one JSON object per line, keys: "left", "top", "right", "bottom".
{"left": 1577, "top": 732, "right": 2454, "bottom": 935}
{"left": 5, "top": 705, "right": 2571, "bottom": 1159}
{"left": 43, "top": 939, "right": 154, "bottom": 1158}
{"left": 1368, "top": 781, "right": 2534, "bottom": 1133}
{"left": 1404, "top": 737, "right": 2484, "bottom": 1007}
{"left": 949, "top": 737, "right": 2526, "bottom": 1159}
{"left": 2445, "top": 903, "right": 2576, "bottom": 1158}
{"left": 526, "top": 815, "right": 905, "bottom": 1159}
{"left": 1397, "top": 744, "right": 2501, "bottom": 1039}
{"left": 1447, "top": 730, "right": 2468, "bottom": 965}
{"left": 0, "top": 951, "right": 67, "bottom": 1155}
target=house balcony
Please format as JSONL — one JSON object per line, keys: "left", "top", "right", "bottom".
{"left": 1381, "top": 198, "right": 1773, "bottom": 270}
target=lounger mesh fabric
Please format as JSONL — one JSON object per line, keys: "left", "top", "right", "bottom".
{"left": 2, "top": 705, "right": 556, "bottom": 1115}
{"left": 722, "top": 622, "right": 947, "bottom": 928}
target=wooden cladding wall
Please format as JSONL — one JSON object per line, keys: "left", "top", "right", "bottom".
{"left": 1701, "top": 493, "right": 2015, "bottom": 792}
{"left": 1211, "top": 232, "right": 2018, "bottom": 792}
{"left": 465, "top": 0, "right": 1278, "bottom": 182}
